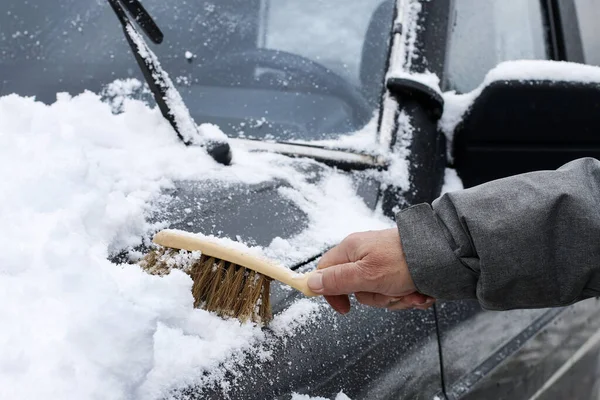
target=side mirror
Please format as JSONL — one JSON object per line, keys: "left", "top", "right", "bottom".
{"left": 452, "top": 62, "right": 600, "bottom": 188}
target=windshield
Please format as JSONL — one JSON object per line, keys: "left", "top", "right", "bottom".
{"left": 446, "top": 0, "right": 548, "bottom": 93}
{"left": 0, "top": 0, "right": 394, "bottom": 141}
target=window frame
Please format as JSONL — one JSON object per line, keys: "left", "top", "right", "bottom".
{"left": 540, "top": 0, "right": 585, "bottom": 63}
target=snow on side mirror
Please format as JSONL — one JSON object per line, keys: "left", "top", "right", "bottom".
{"left": 449, "top": 60, "right": 600, "bottom": 188}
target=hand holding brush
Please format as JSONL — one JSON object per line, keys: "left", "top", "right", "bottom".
{"left": 140, "top": 229, "right": 434, "bottom": 324}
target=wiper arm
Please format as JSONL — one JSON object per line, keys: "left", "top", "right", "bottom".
{"left": 107, "top": 0, "right": 232, "bottom": 165}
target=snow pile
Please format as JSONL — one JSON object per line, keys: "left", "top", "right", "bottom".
{"left": 0, "top": 90, "right": 391, "bottom": 399}
{"left": 291, "top": 392, "right": 352, "bottom": 400}
{"left": 101, "top": 78, "right": 150, "bottom": 113}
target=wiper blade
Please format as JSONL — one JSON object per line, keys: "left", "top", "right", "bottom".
{"left": 107, "top": 0, "right": 232, "bottom": 165}
{"left": 118, "top": 0, "right": 163, "bottom": 44}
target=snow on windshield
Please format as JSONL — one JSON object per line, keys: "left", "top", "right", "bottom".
{"left": 0, "top": 88, "right": 393, "bottom": 399}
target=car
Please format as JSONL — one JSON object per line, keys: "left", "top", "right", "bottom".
{"left": 2, "top": 0, "right": 600, "bottom": 399}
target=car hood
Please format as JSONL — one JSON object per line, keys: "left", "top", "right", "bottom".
{"left": 0, "top": 87, "right": 443, "bottom": 400}
{"left": 109, "top": 155, "right": 440, "bottom": 400}
{"left": 132, "top": 156, "right": 380, "bottom": 259}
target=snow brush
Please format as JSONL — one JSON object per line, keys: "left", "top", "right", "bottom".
{"left": 139, "top": 230, "right": 319, "bottom": 323}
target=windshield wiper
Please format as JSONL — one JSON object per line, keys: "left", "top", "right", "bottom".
{"left": 107, "top": 0, "right": 232, "bottom": 165}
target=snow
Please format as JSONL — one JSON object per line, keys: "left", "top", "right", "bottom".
{"left": 269, "top": 299, "right": 323, "bottom": 337}
{"left": 441, "top": 168, "right": 464, "bottom": 195}
{"left": 440, "top": 60, "right": 600, "bottom": 159}
{"left": 138, "top": 300, "right": 324, "bottom": 399}
{"left": 0, "top": 87, "right": 393, "bottom": 399}
{"left": 102, "top": 78, "right": 145, "bottom": 99}
{"left": 482, "top": 59, "right": 600, "bottom": 84}
{"left": 291, "top": 392, "right": 352, "bottom": 400}
{"left": 381, "top": 110, "right": 413, "bottom": 192}
{"left": 272, "top": 173, "right": 393, "bottom": 265}
{"left": 384, "top": 0, "right": 432, "bottom": 94}
{"left": 392, "top": 0, "right": 422, "bottom": 72}
{"left": 101, "top": 78, "right": 150, "bottom": 114}
{"left": 289, "top": 113, "right": 384, "bottom": 154}
{"left": 0, "top": 0, "right": 448, "bottom": 396}
{"left": 359, "top": 110, "right": 413, "bottom": 216}
{"left": 377, "top": 0, "right": 423, "bottom": 151}
{"left": 388, "top": 0, "right": 439, "bottom": 93}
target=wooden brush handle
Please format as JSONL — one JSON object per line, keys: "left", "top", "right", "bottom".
{"left": 153, "top": 230, "right": 320, "bottom": 297}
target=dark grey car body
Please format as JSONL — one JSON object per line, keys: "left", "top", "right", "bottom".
{"left": 3, "top": 0, "right": 600, "bottom": 399}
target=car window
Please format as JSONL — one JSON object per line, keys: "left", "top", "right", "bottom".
{"left": 574, "top": 0, "right": 600, "bottom": 66}
{"left": 445, "top": 0, "right": 549, "bottom": 93}
{"left": 0, "top": 0, "right": 393, "bottom": 142}
{"left": 264, "top": 0, "right": 383, "bottom": 92}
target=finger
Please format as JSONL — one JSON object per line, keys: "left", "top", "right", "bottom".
{"left": 355, "top": 292, "right": 402, "bottom": 308}
{"left": 324, "top": 294, "right": 351, "bottom": 314}
{"left": 387, "top": 297, "right": 435, "bottom": 311}
{"left": 317, "top": 242, "right": 351, "bottom": 270}
{"left": 402, "top": 292, "right": 431, "bottom": 306}
{"left": 414, "top": 298, "right": 436, "bottom": 310}
{"left": 307, "top": 262, "right": 372, "bottom": 295}
{"left": 386, "top": 299, "right": 415, "bottom": 310}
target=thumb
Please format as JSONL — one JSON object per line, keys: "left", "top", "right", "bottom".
{"left": 307, "top": 262, "right": 369, "bottom": 295}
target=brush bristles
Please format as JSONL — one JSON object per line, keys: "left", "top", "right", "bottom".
{"left": 139, "top": 247, "right": 272, "bottom": 323}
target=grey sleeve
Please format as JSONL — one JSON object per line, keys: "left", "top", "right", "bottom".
{"left": 395, "top": 157, "right": 600, "bottom": 310}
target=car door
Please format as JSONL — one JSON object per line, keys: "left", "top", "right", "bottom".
{"left": 437, "top": 298, "right": 600, "bottom": 399}
{"left": 436, "top": 1, "right": 600, "bottom": 398}
{"left": 435, "top": 298, "right": 600, "bottom": 400}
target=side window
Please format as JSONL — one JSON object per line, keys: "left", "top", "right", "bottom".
{"left": 446, "top": 0, "right": 548, "bottom": 93}
{"left": 574, "top": 0, "right": 600, "bottom": 66}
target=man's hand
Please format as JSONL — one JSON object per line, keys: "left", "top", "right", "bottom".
{"left": 307, "top": 228, "right": 435, "bottom": 314}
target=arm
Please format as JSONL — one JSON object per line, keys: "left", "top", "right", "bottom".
{"left": 307, "top": 157, "right": 600, "bottom": 313}
{"left": 397, "top": 157, "right": 600, "bottom": 310}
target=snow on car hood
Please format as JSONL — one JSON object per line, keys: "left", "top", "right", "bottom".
{"left": 0, "top": 91, "right": 392, "bottom": 399}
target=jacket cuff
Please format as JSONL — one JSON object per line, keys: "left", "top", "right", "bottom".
{"left": 395, "top": 204, "right": 477, "bottom": 300}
